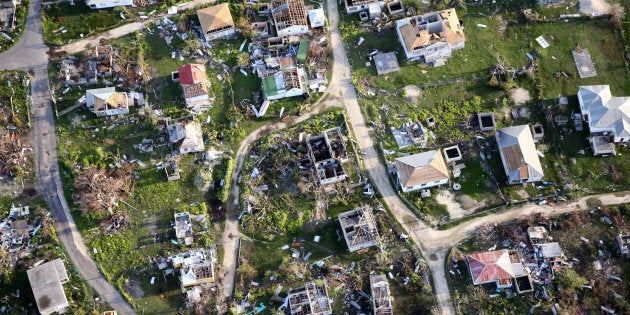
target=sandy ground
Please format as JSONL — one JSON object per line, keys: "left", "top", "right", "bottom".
{"left": 579, "top": 0, "right": 612, "bottom": 15}
{"left": 404, "top": 85, "right": 421, "bottom": 104}
{"left": 436, "top": 190, "right": 485, "bottom": 220}
{"left": 509, "top": 87, "right": 532, "bottom": 106}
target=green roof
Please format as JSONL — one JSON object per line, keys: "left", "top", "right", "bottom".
{"left": 297, "top": 40, "right": 308, "bottom": 64}
{"left": 262, "top": 74, "right": 281, "bottom": 97}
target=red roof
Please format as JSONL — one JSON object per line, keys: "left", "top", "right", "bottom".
{"left": 466, "top": 250, "right": 514, "bottom": 285}
{"left": 178, "top": 64, "right": 207, "bottom": 85}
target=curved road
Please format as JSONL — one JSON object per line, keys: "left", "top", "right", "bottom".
{"left": 0, "top": 0, "right": 135, "bottom": 314}
{"left": 220, "top": 1, "right": 630, "bottom": 315}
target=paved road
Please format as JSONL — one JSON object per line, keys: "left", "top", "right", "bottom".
{"left": 58, "top": 0, "right": 219, "bottom": 54}
{"left": 0, "top": 0, "right": 135, "bottom": 314}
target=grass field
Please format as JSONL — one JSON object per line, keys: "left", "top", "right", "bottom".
{"left": 41, "top": 2, "right": 124, "bottom": 45}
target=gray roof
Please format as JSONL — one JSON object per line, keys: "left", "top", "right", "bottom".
{"left": 539, "top": 242, "right": 563, "bottom": 258}
{"left": 27, "top": 259, "right": 69, "bottom": 315}
{"left": 373, "top": 52, "right": 400, "bottom": 75}
{"left": 496, "top": 125, "right": 544, "bottom": 183}
{"left": 578, "top": 85, "right": 630, "bottom": 139}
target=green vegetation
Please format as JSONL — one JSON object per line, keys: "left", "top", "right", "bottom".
{"left": 0, "top": 0, "right": 29, "bottom": 53}
{"left": 41, "top": 3, "right": 124, "bottom": 45}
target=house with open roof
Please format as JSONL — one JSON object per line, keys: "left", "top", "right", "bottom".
{"left": 577, "top": 85, "right": 630, "bottom": 154}
{"left": 197, "top": 3, "right": 236, "bottom": 41}
{"left": 395, "top": 8, "right": 465, "bottom": 66}
{"left": 395, "top": 150, "right": 450, "bottom": 192}
{"left": 271, "top": 0, "right": 309, "bottom": 37}
{"left": 338, "top": 206, "right": 380, "bottom": 252}
{"left": 86, "top": 87, "right": 130, "bottom": 117}
{"left": 177, "top": 64, "right": 213, "bottom": 112}
{"left": 496, "top": 125, "right": 544, "bottom": 185}
{"left": 167, "top": 120, "right": 205, "bottom": 154}
{"left": 261, "top": 56, "right": 308, "bottom": 101}
{"left": 466, "top": 249, "right": 533, "bottom": 294}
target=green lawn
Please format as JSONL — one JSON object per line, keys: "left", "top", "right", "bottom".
{"left": 41, "top": 2, "right": 124, "bottom": 45}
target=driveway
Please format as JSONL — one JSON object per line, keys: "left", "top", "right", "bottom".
{"left": 0, "top": 0, "right": 135, "bottom": 313}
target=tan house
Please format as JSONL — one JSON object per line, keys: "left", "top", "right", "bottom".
{"left": 197, "top": 3, "right": 236, "bottom": 41}
{"left": 496, "top": 125, "right": 544, "bottom": 185}
{"left": 395, "top": 8, "right": 465, "bottom": 66}
{"left": 395, "top": 150, "right": 449, "bottom": 192}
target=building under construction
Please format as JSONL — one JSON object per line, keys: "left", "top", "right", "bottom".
{"left": 287, "top": 281, "right": 332, "bottom": 315}
{"left": 338, "top": 206, "right": 380, "bottom": 252}
{"left": 370, "top": 274, "right": 393, "bottom": 315}
{"left": 271, "top": 0, "right": 309, "bottom": 37}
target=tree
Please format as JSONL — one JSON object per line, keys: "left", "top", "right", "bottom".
{"left": 556, "top": 268, "right": 587, "bottom": 293}
{"left": 237, "top": 52, "right": 250, "bottom": 68}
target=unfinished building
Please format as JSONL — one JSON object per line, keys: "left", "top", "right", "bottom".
{"left": 171, "top": 248, "right": 216, "bottom": 289}
{"left": 174, "top": 212, "right": 193, "bottom": 245}
{"left": 343, "top": 0, "right": 380, "bottom": 14}
{"left": 271, "top": 0, "right": 308, "bottom": 37}
{"left": 307, "top": 127, "right": 349, "bottom": 185}
{"left": 370, "top": 274, "right": 393, "bottom": 315}
{"left": 86, "top": 87, "right": 131, "bottom": 117}
{"left": 287, "top": 281, "right": 332, "bottom": 315}
{"left": 338, "top": 206, "right": 380, "bottom": 252}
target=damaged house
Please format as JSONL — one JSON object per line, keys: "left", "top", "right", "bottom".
{"left": 307, "top": 127, "right": 349, "bottom": 185}
{"left": 466, "top": 249, "right": 534, "bottom": 294}
{"left": 86, "top": 87, "right": 131, "bottom": 117}
{"left": 338, "top": 206, "right": 380, "bottom": 252}
{"left": 287, "top": 281, "right": 332, "bottom": 315}
{"left": 496, "top": 125, "right": 544, "bottom": 185}
{"left": 177, "top": 64, "right": 213, "bottom": 112}
{"left": 395, "top": 8, "right": 465, "bottom": 66}
{"left": 395, "top": 150, "right": 450, "bottom": 192}
{"left": 261, "top": 56, "right": 309, "bottom": 101}
{"left": 370, "top": 274, "right": 393, "bottom": 315}
{"left": 167, "top": 120, "right": 205, "bottom": 154}
{"left": 271, "top": 0, "right": 309, "bottom": 37}
{"left": 85, "top": 0, "right": 132, "bottom": 9}
{"left": 174, "top": 212, "right": 193, "bottom": 246}
{"left": 343, "top": 0, "right": 381, "bottom": 15}
{"left": 27, "top": 259, "right": 70, "bottom": 315}
{"left": 171, "top": 248, "right": 216, "bottom": 289}
{"left": 577, "top": 85, "right": 630, "bottom": 155}
{"left": 197, "top": 3, "right": 236, "bottom": 42}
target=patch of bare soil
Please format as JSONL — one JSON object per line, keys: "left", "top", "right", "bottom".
{"left": 436, "top": 190, "right": 488, "bottom": 220}
{"left": 123, "top": 278, "right": 145, "bottom": 299}
{"left": 404, "top": 85, "right": 421, "bottom": 104}
{"left": 579, "top": 0, "right": 611, "bottom": 15}
{"left": 509, "top": 87, "right": 532, "bottom": 106}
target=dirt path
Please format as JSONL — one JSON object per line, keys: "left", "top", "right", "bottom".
{"left": 57, "top": 0, "right": 217, "bottom": 54}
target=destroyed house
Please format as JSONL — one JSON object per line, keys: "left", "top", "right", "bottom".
{"left": 370, "top": 274, "right": 393, "bottom": 315}
{"left": 197, "top": 3, "right": 236, "bottom": 41}
{"left": 527, "top": 226, "right": 549, "bottom": 245}
{"left": 617, "top": 234, "right": 630, "bottom": 256}
{"left": 466, "top": 249, "right": 533, "bottom": 294}
{"left": 287, "top": 281, "right": 332, "bottom": 315}
{"left": 271, "top": 0, "right": 309, "bottom": 37}
{"left": 172, "top": 249, "right": 216, "bottom": 289}
{"left": 395, "top": 150, "right": 450, "bottom": 192}
{"left": 86, "top": 87, "right": 130, "bottom": 117}
{"left": 496, "top": 125, "right": 544, "bottom": 185}
{"left": 338, "top": 206, "right": 380, "bottom": 252}
{"left": 307, "top": 127, "right": 348, "bottom": 185}
{"left": 577, "top": 85, "right": 630, "bottom": 147}
{"left": 174, "top": 212, "right": 193, "bottom": 245}
{"left": 343, "top": 0, "right": 379, "bottom": 14}
{"left": 404, "top": 121, "right": 428, "bottom": 146}
{"left": 178, "top": 64, "right": 212, "bottom": 112}
{"left": 167, "top": 120, "right": 205, "bottom": 154}
{"left": 27, "top": 259, "right": 70, "bottom": 315}
{"left": 395, "top": 8, "right": 465, "bottom": 66}
{"left": 86, "top": 0, "right": 132, "bottom": 9}
{"left": 262, "top": 66, "right": 308, "bottom": 100}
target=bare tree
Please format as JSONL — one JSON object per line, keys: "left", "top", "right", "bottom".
{"left": 74, "top": 167, "right": 133, "bottom": 215}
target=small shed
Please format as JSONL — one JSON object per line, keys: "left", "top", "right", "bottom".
{"left": 308, "top": 8, "right": 325, "bottom": 28}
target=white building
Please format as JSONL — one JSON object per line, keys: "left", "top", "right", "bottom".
{"left": 86, "top": 87, "right": 130, "bottom": 117}
{"left": 308, "top": 8, "right": 325, "bottom": 28}
{"left": 577, "top": 85, "right": 630, "bottom": 143}
{"left": 395, "top": 8, "right": 465, "bottom": 66}
{"left": 395, "top": 150, "right": 450, "bottom": 192}
{"left": 86, "top": 0, "right": 133, "bottom": 9}
{"left": 27, "top": 259, "right": 70, "bottom": 315}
